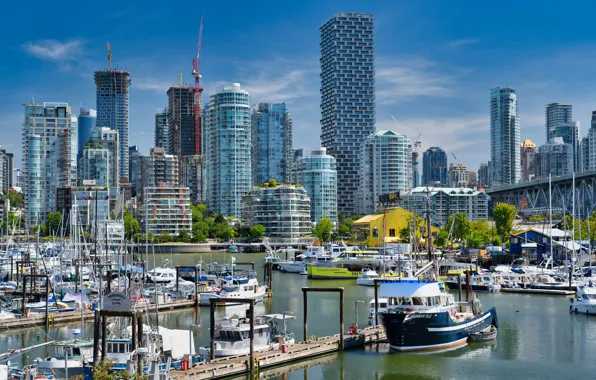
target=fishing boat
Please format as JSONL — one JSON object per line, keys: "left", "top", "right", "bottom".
{"left": 379, "top": 279, "right": 498, "bottom": 352}
{"left": 198, "top": 314, "right": 295, "bottom": 357}
{"left": 200, "top": 278, "right": 267, "bottom": 306}
{"left": 444, "top": 274, "right": 501, "bottom": 292}
{"left": 570, "top": 285, "right": 596, "bottom": 315}
{"left": 34, "top": 337, "right": 94, "bottom": 377}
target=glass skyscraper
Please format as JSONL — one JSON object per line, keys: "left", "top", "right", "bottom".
{"left": 422, "top": 147, "right": 448, "bottom": 186}
{"left": 23, "top": 102, "right": 77, "bottom": 228}
{"left": 546, "top": 102, "right": 572, "bottom": 142}
{"left": 77, "top": 107, "right": 96, "bottom": 158}
{"left": 490, "top": 87, "right": 520, "bottom": 186}
{"left": 320, "top": 12, "right": 375, "bottom": 216}
{"left": 154, "top": 108, "right": 169, "bottom": 150}
{"left": 94, "top": 69, "right": 130, "bottom": 179}
{"left": 206, "top": 83, "right": 251, "bottom": 218}
{"left": 251, "top": 103, "right": 293, "bottom": 185}
{"left": 297, "top": 148, "right": 337, "bottom": 226}
{"left": 359, "top": 130, "right": 412, "bottom": 215}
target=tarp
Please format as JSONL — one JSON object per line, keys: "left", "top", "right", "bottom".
{"left": 117, "top": 264, "right": 144, "bottom": 273}
{"left": 62, "top": 292, "right": 89, "bottom": 303}
{"left": 379, "top": 280, "right": 442, "bottom": 298}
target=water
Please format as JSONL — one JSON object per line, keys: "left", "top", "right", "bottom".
{"left": 3, "top": 252, "right": 596, "bottom": 379}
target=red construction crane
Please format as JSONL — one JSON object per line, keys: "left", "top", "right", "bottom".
{"left": 192, "top": 16, "right": 204, "bottom": 156}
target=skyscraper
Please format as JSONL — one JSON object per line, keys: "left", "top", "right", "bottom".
{"left": 586, "top": 111, "right": 596, "bottom": 170}
{"left": 297, "top": 148, "right": 337, "bottom": 226}
{"left": 490, "top": 87, "right": 520, "bottom": 186}
{"left": 448, "top": 163, "right": 469, "bottom": 188}
{"left": 520, "top": 139, "right": 536, "bottom": 181}
{"left": 167, "top": 86, "right": 196, "bottom": 157}
{"left": 320, "top": 12, "right": 375, "bottom": 215}
{"left": 86, "top": 127, "right": 119, "bottom": 192}
{"left": 534, "top": 137, "right": 574, "bottom": 179}
{"left": 94, "top": 69, "right": 130, "bottom": 179}
{"left": 77, "top": 107, "right": 96, "bottom": 158}
{"left": 251, "top": 103, "right": 293, "bottom": 185}
{"left": 477, "top": 163, "right": 490, "bottom": 188}
{"left": 82, "top": 148, "right": 112, "bottom": 187}
{"left": 546, "top": 102, "right": 572, "bottom": 141}
{"left": 422, "top": 147, "right": 448, "bottom": 186}
{"left": 23, "top": 102, "right": 77, "bottom": 228}
{"left": 137, "top": 147, "right": 179, "bottom": 202}
{"left": 154, "top": 108, "right": 169, "bottom": 150}
{"left": 358, "top": 130, "right": 411, "bottom": 215}
{"left": 0, "top": 146, "right": 13, "bottom": 194}
{"left": 206, "top": 83, "right": 251, "bottom": 218}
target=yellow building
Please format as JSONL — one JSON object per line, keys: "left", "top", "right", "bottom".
{"left": 353, "top": 207, "right": 439, "bottom": 247}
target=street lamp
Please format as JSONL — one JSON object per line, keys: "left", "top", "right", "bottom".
{"left": 354, "top": 300, "right": 365, "bottom": 332}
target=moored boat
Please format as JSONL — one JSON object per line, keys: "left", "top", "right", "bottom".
{"left": 570, "top": 285, "right": 596, "bottom": 315}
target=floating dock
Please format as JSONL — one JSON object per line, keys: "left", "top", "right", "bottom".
{"left": 501, "top": 288, "right": 575, "bottom": 296}
{"left": 170, "top": 326, "right": 386, "bottom": 379}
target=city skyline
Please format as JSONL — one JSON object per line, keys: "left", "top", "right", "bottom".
{"left": 3, "top": 1, "right": 596, "bottom": 172}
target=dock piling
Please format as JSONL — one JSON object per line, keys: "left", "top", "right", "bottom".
{"left": 302, "top": 289, "right": 308, "bottom": 341}
{"left": 302, "top": 287, "right": 345, "bottom": 349}
{"left": 458, "top": 273, "right": 462, "bottom": 302}
{"left": 137, "top": 314, "right": 143, "bottom": 376}
{"left": 465, "top": 270, "right": 470, "bottom": 302}
{"left": 92, "top": 310, "right": 100, "bottom": 365}
{"left": 373, "top": 279, "right": 379, "bottom": 327}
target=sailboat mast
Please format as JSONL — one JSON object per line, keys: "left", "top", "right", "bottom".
{"left": 549, "top": 174, "right": 553, "bottom": 264}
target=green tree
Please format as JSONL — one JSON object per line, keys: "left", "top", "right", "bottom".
{"left": 157, "top": 231, "right": 172, "bottom": 243}
{"left": 492, "top": 203, "right": 517, "bottom": 246}
{"left": 192, "top": 220, "right": 210, "bottom": 237}
{"left": 434, "top": 229, "right": 448, "bottom": 247}
{"left": 177, "top": 229, "right": 191, "bottom": 243}
{"left": 313, "top": 216, "right": 334, "bottom": 243}
{"left": 213, "top": 214, "right": 226, "bottom": 224}
{"left": 7, "top": 190, "right": 24, "bottom": 209}
{"left": 192, "top": 230, "right": 208, "bottom": 243}
{"left": 249, "top": 224, "right": 266, "bottom": 239}
{"left": 529, "top": 214, "right": 546, "bottom": 222}
{"left": 124, "top": 212, "right": 140, "bottom": 240}
{"left": 191, "top": 204, "right": 204, "bottom": 223}
{"left": 268, "top": 178, "right": 278, "bottom": 187}
{"left": 46, "top": 211, "right": 62, "bottom": 236}
{"left": 451, "top": 212, "right": 471, "bottom": 241}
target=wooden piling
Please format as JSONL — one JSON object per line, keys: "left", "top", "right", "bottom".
{"left": 101, "top": 316, "right": 107, "bottom": 362}
{"left": 458, "top": 273, "right": 463, "bottom": 302}
{"left": 209, "top": 298, "right": 215, "bottom": 361}
{"left": 137, "top": 314, "right": 143, "bottom": 376}
{"left": 339, "top": 288, "right": 344, "bottom": 351}
{"left": 93, "top": 310, "right": 100, "bottom": 366}
{"left": 373, "top": 279, "right": 379, "bottom": 327}
{"left": 302, "top": 289, "right": 308, "bottom": 341}
{"left": 45, "top": 282, "right": 49, "bottom": 330}
{"left": 249, "top": 301, "right": 255, "bottom": 374}
{"left": 465, "top": 270, "right": 470, "bottom": 302}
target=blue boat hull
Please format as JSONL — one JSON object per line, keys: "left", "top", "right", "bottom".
{"left": 380, "top": 307, "right": 498, "bottom": 352}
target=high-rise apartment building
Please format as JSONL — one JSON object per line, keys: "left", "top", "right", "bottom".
{"left": 534, "top": 137, "right": 574, "bottom": 179}
{"left": 490, "top": 87, "right": 520, "bottom": 186}
{"left": 82, "top": 148, "right": 112, "bottom": 188}
{"left": 205, "top": 83, "right": 251, "bottom": 218}
{"left": 422, "top": 147, "right": 447, "bottom": 186}
{"left": 467, "top": 171, "right": 477, "bottom": 188}
{"left": 520, "top": 139, "right": 536, "bottom": 181}
{"left": 128, "top": 146, "right": 142, "bottom": 193}
{"left": 0, "top": 146, "right": 13, "bottom": 194}
{"left": 546, "top": 102, "right": 572, "bottom": 141}
{"left": 297, "top": 148, "right": 337, "bottom": 226}
{"left": 143, "top": 184, "right": 192, "bottom": 236}
{"left": 23, "top": 102, "right": 77, "bottom": 227}
{"left": 94, "top": 69, "right": 130, "bottom": 179}
{"left": 320, "top": 12, "right": 375, "bottom": 216}
{"left": 251, "top": 103, "right": 293, "bottom": 184}
{"left": 77, "top": 108, "right": 96, "bottom": 158}
{"left": 287, "top": 148, "right": 304, "bottom": 184}
{"left": 154, "top": 108, "right": 169, "bottom": 150}
{"left": 137, "top": 147, "right": 179, "bottom": 202}
{"left": 478, "top": 163, "right": 490, "bottom": 188}
{"left": 358, "top": 130, "right": 411, "bottom": 215}
{"left": 448, "top": 163, "right": 469, "bottom": 188}
{"left": 167, "top": 87, "right": 196, "bottom": 157}
{"left": 85, "top": 127, "right": 119, "bottom": 192}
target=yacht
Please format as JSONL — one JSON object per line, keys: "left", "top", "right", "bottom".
{"left": 570, "top": 285, "right": 596, "bottom": 315}
{"left": 198, "top": 314, "right": 295, "bottom": 357}
{"left": 357, "top": 269, "right": 380, "bottom": 286}
{"left": 379, "top": 279, "right": 498, "bottom": 352}
{"left": 34, "top": 338, "right": 94, "bottom": 377}
{"left": 444, "top": 274, "right": 501, "bottom": 292}
{"left": 530, "top": 274, "right": 581, "bottom": 290}
{"left": 200, "top": 278, "right": 267, "bottom": 306}
{"left": 147, "top": 267, "right": 177, "bottom": 284}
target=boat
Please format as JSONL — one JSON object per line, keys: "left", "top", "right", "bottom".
{"left": 263, "top": 251, "right": 282, "bottom": 265}
{"left": 357, "top": 269, "right": 380, "bottom": 286}
{"left": 146, "top": 267, "right": 177, "bottom": 284}
{"left": 200, "top": 278, "right": 267, "bottom": 306}
{"left": 570, "top": 285, "right": 596, "bottom": 315}
{"left": 468, "top": 325, "right": 498, "bottom": 342}
{"left": 530, "top": 274, "right": 580, "bottom": 291}
{"left": 367, "top": 297, "right": 388, "bottom": 326}
{"left": 276, "top": 260, "right": 305, "bottom": 273}
{"left": 34, "top": 338, "right": 94, "bottom": 378}
{"left": 198, "top": 314, "right": 295, "bottom": 357}
{"left": 379, "top": 279, "right": 498, "bottom": 352}
{"left": 228, "top": 245, "right": 240, "bottom": 253}
{"left": 444, "top": 274, "right": 501, "bottom": 292}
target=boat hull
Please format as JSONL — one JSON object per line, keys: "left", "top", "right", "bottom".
{"left": 380, "top": 307, "right": 498, "bottom": 352}
{"left": 570, "top": 302, "right": 596, "bottom": 315}
{"left": 444, "top": 281, "right": 499, "bottom": 292}
{"left": 277, "top": 262, "right": 304, "bottom": 273}
{"left": 307, "top": 265, "right": 362, "bottom": 279}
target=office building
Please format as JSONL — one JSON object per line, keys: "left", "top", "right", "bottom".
{"left": 94, "top": 69, "right": 130, "bottom": 179}
{"left": 205, "top": 83, "right": 251, "bottom": 218}
{"left": 320, "top": 12, "right": 375, "bottom": 215}
{"left": 448, "top": 163, "right": 468, "bottom": 188}
{"left": 478, "top": 163, "right": 490, "bottom": 188}
{"left": 181, "top": 155, "right": 205, "bottom": 204}
{"left": 0, "top": 146, "right": 13, "bottom": 194}
{"left": 154, "top": 108, "right": 169, "bottom": 150}
{"left": 23, "top": 102, "right": 77, "bottom": 228}
{"left": 167, "top": 86, "right": 196, "bottom": 157}
{"left": 358, "top": 130, "right": 411, "bottom": 215}
{"left": 77, "top": 108, "right": 96, "bottom": 159}
{"left": 242, "top": 184, "right": 311, "bottom": 241}
{"left": 490, "top": 87, "right": 520, "bottom": 186}
{"left": 546, "top": 102, "right": 572, "bottom": 142}
{"left": 520, "top": 139, "right": 536, "bottom": 181}
{"left": 251, "top": 103, "right": 293, "bottom": 184}
{"left": 400, "top": 187, "right": 489, "bottom": 227}
{"left": 137, "top": 147, "right": 179, "bottom": 201}
{"left": 534, "top": 137, "right": 574, "bottom": 179}
{"left": 467, "top": 171, "right": 477, "bottom": 188}
{"left": 422, "top": 147, "right": 448, "bottom": 186}
{"left": 128, "top": 145, "right": 140, "bottom": 191}
{"left": 411, "top": 150, "right": 420, "bottom": 189}
{"left": 143, "top": 184, "right": 192, "bottom": 236}
{"left": 84, "top": 127, "right": 119, "bottom": 193}
{"left": 296, "top": 147, "right": 337, "bottom": 226}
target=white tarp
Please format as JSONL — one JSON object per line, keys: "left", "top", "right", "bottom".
{"left": 379, "top": 281, "right": 442, "bottom": 298}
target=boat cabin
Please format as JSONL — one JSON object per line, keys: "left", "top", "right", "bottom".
{"left": 380, "top": 280, "right": 453, "bottom": 312}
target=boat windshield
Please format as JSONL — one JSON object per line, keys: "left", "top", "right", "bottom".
{"left": 388, "top": 296, "right": 445, "bottom": 307}
{"left": 582, "top": 294, "right": 596, "bottom": 300}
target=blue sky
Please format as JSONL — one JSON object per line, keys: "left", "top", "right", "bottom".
{"left": 3, "top": 0, "right": 596, "bottom": 171}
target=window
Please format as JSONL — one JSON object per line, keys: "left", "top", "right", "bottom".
{"left": 389, "top": 229, "right": 396, "bottom": 237}
{"left": 372, "top": 228, "right": 378, "bottom": 237}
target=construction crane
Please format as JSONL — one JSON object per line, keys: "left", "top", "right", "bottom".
{"left": 192, "top": 16, "right": 205, "bottom": 156}
{"left": 451, "top": 152, "right": 457, "bottom": 161}
{"left": 390, "top": 114, "right": 422, "bottom": 185}
{"left": 106, "top": 42, "right": 112, "bottom": 70}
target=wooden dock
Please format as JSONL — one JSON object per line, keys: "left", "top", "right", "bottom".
{"left": 501, "top": 288, "right": 575, "bottom": 296}
{"left": 170, "top": 326, "right": 386, "bottom": 379}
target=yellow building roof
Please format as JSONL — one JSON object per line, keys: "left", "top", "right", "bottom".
{"left": 353, "top": 214, "right": 384, "bottom": 225}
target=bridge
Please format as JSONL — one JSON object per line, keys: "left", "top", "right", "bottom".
{"left": 485, "top": 170, "right": 596, "bottom": 219}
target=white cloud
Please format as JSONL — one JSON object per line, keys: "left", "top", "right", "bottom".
{"left": 22, "top": 39, "right": 83, "bottom": 61}
{"left": 447, "top": 38, "right": 479, "bottom": 48}
{"left": 133, "top": 80, "right": 174, "bottom": 93}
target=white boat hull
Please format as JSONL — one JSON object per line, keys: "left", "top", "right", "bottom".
{"left": 277, "top": 262, "right": 304, "bottom": 273}
{"left": 357, "top": 278, "right": 375, "bottom": 286}
{"left": 199, "top": 339, "right": 295, "bottom": 357}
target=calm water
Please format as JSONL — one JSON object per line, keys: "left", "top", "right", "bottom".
{"left": 3, "top": 252, "right": 596, "bottom": 379}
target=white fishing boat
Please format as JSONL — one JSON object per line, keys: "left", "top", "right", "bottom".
{"left": 198, "top": 314, "right": 295, "bottom": 357}
{"left": 34, "top": 335, "right": 94, "bottom": 378}
{"left": 199, "top": 278, "right": 267, "bottom": 306}
{"left": 276, "top": 260, "right": 305, "bottom": 273}
{"left": 357, "top": 268, "right": 380, "bottom": 286}
{"left": 570, "top": 285, "right": 596, "bottom": 315}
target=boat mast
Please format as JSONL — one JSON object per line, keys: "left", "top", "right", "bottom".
{"left": 571, "top": 172, "right": 575, "bottom": 288}
{"left": 549, "top": 173, "right": 553, "bottom": 266}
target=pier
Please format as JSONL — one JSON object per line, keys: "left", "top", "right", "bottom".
{"left": 170, "top": 326, "right": 386, "bottom": 379}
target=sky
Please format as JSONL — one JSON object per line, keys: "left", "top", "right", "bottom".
{"left": 3, "top": 0, "right": 596, "bottom": 171}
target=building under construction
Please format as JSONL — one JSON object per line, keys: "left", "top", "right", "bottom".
{"left": 167, "top": 86, "right": 196, "bottom": 157}
{"left": 94, "top": 69, "right": 130, "bottom": 180}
